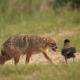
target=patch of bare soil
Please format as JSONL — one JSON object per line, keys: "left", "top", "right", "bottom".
{"left": 5, "top": 52, "right": 80, "bottom": 64}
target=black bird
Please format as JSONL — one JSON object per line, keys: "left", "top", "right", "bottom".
{"left": 61, "top": 39, "right": 76, "bottom": 63}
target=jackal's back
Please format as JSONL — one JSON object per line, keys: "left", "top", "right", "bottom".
{"left": 2, "top": 34, "right": 56, "bottom": 53}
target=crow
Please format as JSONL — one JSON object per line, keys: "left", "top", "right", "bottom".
{"left": 61, "top": 39, "right": 76, "bottom": 63}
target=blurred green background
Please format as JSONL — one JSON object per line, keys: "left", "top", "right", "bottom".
{"left": 0, "top": 0, "right": 80, "bottom": 52}
{"left": 0, "top": 0, "right": 80, "bottom": 80}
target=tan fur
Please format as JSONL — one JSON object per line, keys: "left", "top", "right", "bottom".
{"left": 0, "top": 34, "right": 57, "bottom": 64}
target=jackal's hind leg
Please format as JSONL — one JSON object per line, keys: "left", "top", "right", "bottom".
{"left": 0, "top": 50, "right": 12, "bottom": 64}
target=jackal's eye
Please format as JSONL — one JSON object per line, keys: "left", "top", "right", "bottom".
{"left": 50, "top": 43, "right": 56, "bottom": 46}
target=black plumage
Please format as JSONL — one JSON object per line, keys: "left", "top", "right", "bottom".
{"left": 61, "top": 47, "right": 76, "bottom": 59}
{"left": 61, "top": 39, "right": 76, "bottom": 63}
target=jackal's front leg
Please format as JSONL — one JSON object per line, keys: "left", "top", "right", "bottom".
{"left": 41, "top": 49, "right": 52, "bottom": 63}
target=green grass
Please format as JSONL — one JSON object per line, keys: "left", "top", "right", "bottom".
{"left": 0, "top": 62, "right": 80, "bottom": 80}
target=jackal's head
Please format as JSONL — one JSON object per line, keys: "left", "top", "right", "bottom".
{"left": 47, "top": 37, "right": 57, "bottom": 51}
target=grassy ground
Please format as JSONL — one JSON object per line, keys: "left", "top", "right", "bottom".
{"left": 0, "top": 62, "right": 80, "bottom": 80}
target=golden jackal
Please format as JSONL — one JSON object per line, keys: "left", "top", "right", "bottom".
{"left": 0, "top": 34, "right": 57, "bottom": 64}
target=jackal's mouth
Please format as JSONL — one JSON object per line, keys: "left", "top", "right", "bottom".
{"left": 50, "top": 43, "right": 57, "bottom": 51}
